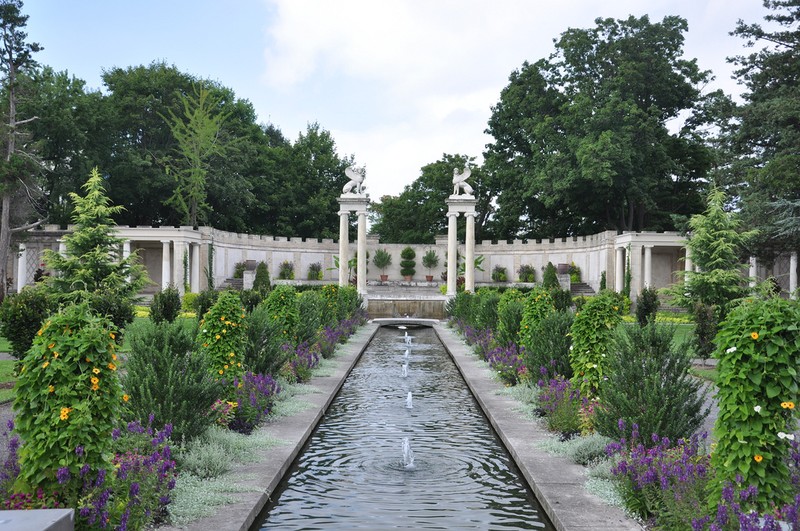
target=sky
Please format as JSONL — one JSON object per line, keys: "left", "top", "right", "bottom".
{"left": 25, "top": 0, "right": 769, "bottom": 201}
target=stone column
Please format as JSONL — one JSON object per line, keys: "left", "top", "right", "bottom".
{"left": 684, "top": 247, "right": 692, "bottom": 284}
{"left": 357, "top": 208, "right": 367, "bottom": 296}
{"left": 338, "top": 209, "right": 349, "bottom": 287}
{"left": 790, "top": 251, "right": 798, "bottom": 300}
{"left": 643, "top": 245, "right": 653, "bottom": 289}
{"left": 191, "top": 243, "right": 201, "bottom": 293}
{"left": 446, "top": 212, "right": 458, "bottom": 296}
{"left": 122, "top": 240, "right": 132, "bottom": 282}
{"left": 615, "top": 246, "right": 625, "bottom": 292}
{"left": 16, "top": 244, "right": 26, "bottom": 293}
{"left": 629, "top": 244, "right": 643, "bottom": 299}
{"left": 173, "top": 240, "right": 186, "bottom": 296}
{"left": 160, "top": 240, "right": 171, "bottom": 289}
{"left": 58, "top": 239, "right": 67, "bottom": 256}
{"left": 749, "top": 256, "right": 758, "bottom": 288}
{"left": 465, "top": 212, "right": 476, "bottom": 293}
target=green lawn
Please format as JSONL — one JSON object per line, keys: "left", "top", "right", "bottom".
{"left": 0, "top": 359, "right": 15, "bottom": 403}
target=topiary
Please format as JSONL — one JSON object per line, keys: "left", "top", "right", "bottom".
{"left": 122, "top": 319, "right": 221, "bottom": 444}
{"left": 635, "top": 286, "right": 661, "bottom": 327}
{"left": 0, "top": 283, "right": 55, "bottom": 359}
{"left": 399, "top": 246, "right": 416, "bottom": 278}
{"left": 542, "top": 262, "right": 559, "bottom": 289}
{"left": 13, "top": 303, "right": 123, "bottom": 492}
{"left": 197, "top": 291, "right": 247, "bottom": 384}
{"left": 150, "top": 284, "right": 182, "bottom": 324}
{"left": 710, "top": 295, "right": 800, "bottom": 511}
{"left": 264, "top": 285, "right": 300, "bottom": 345}
{"left": 253, "top": 261, "right": 271, "bottom": 294}
{"left": 569, "top": 291, "right": 623, "bottom": 398}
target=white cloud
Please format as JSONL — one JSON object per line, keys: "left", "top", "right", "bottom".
{"left": 260, "top": 0, "right": 769, "bottom": 200}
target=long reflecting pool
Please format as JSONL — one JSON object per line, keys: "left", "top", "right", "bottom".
{"left": 256, "top": 326, "right": 554, "bottom": 530}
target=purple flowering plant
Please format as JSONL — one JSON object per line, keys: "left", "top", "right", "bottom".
{"left": 229, "top": 372, "right": 282, "bottom": 434}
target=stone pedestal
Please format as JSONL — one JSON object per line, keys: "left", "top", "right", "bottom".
{"left": 445, "top": 195, "right": 477, "bottom": 296}
{"left": 337, "top": 194, "right": 370, "bottom": 297}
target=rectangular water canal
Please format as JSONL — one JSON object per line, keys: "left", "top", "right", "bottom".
{"left": 255, "top": 326, "right": 554, "bottom": 530}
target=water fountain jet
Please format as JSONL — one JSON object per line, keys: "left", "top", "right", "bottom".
{"left": 406, "top": 391, "right": 413, "bottom": 409}
{"left": 402, "top": 437, "right": 415, "bottom": 469}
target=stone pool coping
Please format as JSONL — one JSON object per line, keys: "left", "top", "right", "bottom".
{"left": 161, "top": 321, "right": 642, "bottom": 531}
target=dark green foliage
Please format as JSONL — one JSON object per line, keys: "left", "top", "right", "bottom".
{"left": 473, "top": 289, "right": 500, "bottom": 331}
{"left": 232, "top": 261, "right": 246, "bottom": 279}
{"left": 692, "top": 302, "right": 717, "bottom": 361}
{"left": 336, "top": 285, "right": 362, "bottom": 323}
{"left": 491, "top": 265, "right": 508, "bottom": 282}
{"left": 635, "top": 286, "right": 661, "bottom": 326}
{"left": 517, "top": 264, "right": 535, "bottom": 283}
{"left": 573, "top": 295, "right": 589, "bottom": 312}
{"left": 238, "top": 289, "right": 263, "bottom": 313}
{"left": 372, "top": 248, "right": 392, "bottom": 273}
{"left": 296, "top": 290, "right": 323, "bottom": 345}
{"left": 122, "top": 319, "right": 223, "bottom": 444}
{"left": 242, "top": 302, "right": 293, "bottom": 376}
{"left": 523, "top": 310, "right": 574, "bottom": 380}
{"left": 253, "top": 261, "right": 270, "bottom": 294}
{"left": 193, "top": 289, "right": 219, "bottom": 319}
{"left": 496, "top": 289, "right": 526, "bottom": 346}
{"left": 88, "top": 290, "right": 135, "bottom": 339}
{"left": 399, "top": 246, "right": 416, "bottom": 278}
{"left": 278, "top": 261, "right": 294, "bottom": 280}
{"left": 594, "top": 323, "right": 709, "bottom": 448}
{"left": 599, "top": 271, "right": 607, "bottom": 291}
{"left": 542, "top": 262, "right": 559, "bottom": 289}
{"left": 0, "top": 284, "right": 54, "bottom": 359}
{"left": 445, "top": 291, "right": 474, "bottom": 325}
{"left": 549, "top": 288, "right": 572, "bottom": 312}
{"left": 150, "top": 285, "right": 181, "bottom": 324}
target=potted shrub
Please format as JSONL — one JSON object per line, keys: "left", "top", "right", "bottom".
{"left": 307, "top": 262, "right": 323, "bottom": 281}
{"left": 491, "top": 265, "right": 508, "bottom": 282}
{"left": 422, "top": 249, "right": 440, "bottom": 282}
{"left": 278, "top": 260, "right": 295, "bottom": 280}
{"left": 517, "top": 264, "right": 535, "bottom": 283}
{"left": 400, "top": 246, "right": 416, "bottom": 281}
{"left": 372, "top": 248, "right": 392, "bottom": 281}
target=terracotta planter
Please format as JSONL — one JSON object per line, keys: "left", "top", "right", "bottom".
{"left": 403, "top": 275, "right": 413, "bottom": 281}
{"left": 425, "top": 275, "right": 434, "bottom": 282}
{"left": 380, "top": 274, "right": 388, "bottom": 281}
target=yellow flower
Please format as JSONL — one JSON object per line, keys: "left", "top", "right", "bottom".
{"left": 91, "top": 377, "right": 99, "bottom": 385}
{"left": 53, "top": 352, "right": 59, "bottom": 358}
{"left": 782, "top": 401, "right": 795, "bottom": 410}
{"left": 48, "top": 343, "right": 55, "bottom": 349}
{"left": 754, "top": 454, "right": 763, "bottom": 463}
{"left": 203, "top": 343, "right": 209, "bottom": 347}
{"left": 37, "top": 329, "right": 43, "bottom": 336}
{"left": 215, "top": 334, "right": 220, "bottom": 340}
{"left": 229, "top": 352, "right": 235, "bottom": 358}
{"left": 237, "top": 362, "right": 242, "bottom": 367}
{"left": 108, "top": 363, "right": 116, "bottom": 371}
{"left": 59, "top": 407, "right": 71, "bottom": 421}
{"left": 218, "top": 369, "right": 224, "bottom": 375}
{"left": 122, "top": 394, "right": 129, "bottom": 402}
{"left": 220, "top": 316, "right": 225, "bottom": 321}
{"left": 222, "top": 329, "right": 227, "bottom": 334}
{"left": 42, "top": 361, "right": 49, "bottom": 369}
{"left": 224, "top": 365, "right": 229, "bottom": 370}
{"left": 112, "top": 353, "right": 117, "bottom": 361}
{"left": 110, "top": 332, "right": 116, "bottom": 340}
{"left": 751, "top": 332, "right": 759, "bottom": 340}
{"left": 91, "top": 383, "right": 99, "bottom": 391}
{"left": 92, "top": 367, "right": 100, "bottom": 375}
{"left": 48, "top": 385, "right": 54, "bottom": 393}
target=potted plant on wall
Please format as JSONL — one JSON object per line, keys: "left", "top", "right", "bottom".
{"left": 400, "top": 246, "right": 416, "bottom": 281}
{"left": 422, "top": 249, "right": 439, "bottom": 282}
{"left": 372, "top": 248, "right": 392, "bottom": 281}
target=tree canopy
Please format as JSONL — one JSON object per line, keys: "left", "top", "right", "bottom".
{"left": 482, "top": 15, "right": 719, "bottom": 239}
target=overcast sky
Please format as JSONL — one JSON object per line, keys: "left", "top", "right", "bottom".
{"left": 25, "top": 1, "right": 768, "bottom": 201}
